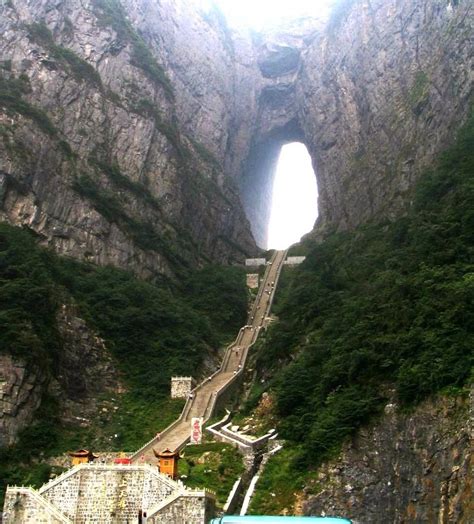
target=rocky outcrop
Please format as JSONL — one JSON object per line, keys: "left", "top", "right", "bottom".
{"left": 303, "top": 391, "right": 473, "bottom": 523}
{"left": 235, "top": 0, "right": 473, "bottom": 244}
{"left": 0, "top": 301, "right": 119, "bottom": 445}
{"left": 53, "top": 301, "right": 118, "bottom": 400}
{"left": 0, "top": 0, "right": 471, "bottom": 256}
{"left": 298, "top": 0, "right": 473, "bottom": 234}
{"left": 0, "top": 0, "right": 257, "bottom": 278}
{"left": 0, "top": 354, "right": 46, "bottom": 447}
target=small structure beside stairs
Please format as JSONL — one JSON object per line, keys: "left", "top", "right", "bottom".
{"left": 154, "top": 447, "right": 180, "bottom": 480}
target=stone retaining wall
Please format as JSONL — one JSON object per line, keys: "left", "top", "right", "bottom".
{"left": 3, "top": 465, "right": 214, "bottom": 523}
{"left": 171, "top": 377, "right": 194, "bottom": 399}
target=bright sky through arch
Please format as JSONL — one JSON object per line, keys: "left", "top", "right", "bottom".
{"left": 267, "top": 143, "right": 318, "bottom": 250}
{"left": 196, "top": 0, "right": 336, "bottom": 30}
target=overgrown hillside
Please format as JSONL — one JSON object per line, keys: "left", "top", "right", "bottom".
{"left": 249, "top": 110, "right": 474, "bottom": 513}
{"left": 0, "top": 225, "right": 247, "bottom": 502}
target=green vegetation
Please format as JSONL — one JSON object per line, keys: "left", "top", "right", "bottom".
{"left": 0, "top": 396, "right": 67, "bottom": 506}
{"left": 0, "top": 74, "right": 57, "bottom": 137}
{"left": 180, "top": 442, "right": 244, "bottom": 507}
{"left": 0, "top": 222, "right": 247, "bottom": 500}
{"left": 250, "top": 110, "right": 474, "bottom": 507}
{"left": 409, "top": 70, "right": 430, "bottom": 113}
{"left": 1, "top": 60, "right": 12, "bottom": 71}
{"left": 27, "top": 22, "right": 102, "bottom": 89}
{"left": 92, "top": 0, "right": 174, "bottom": 99}
{"left": 183, "top": 265, "right": 247, "bottom": 342}
{"left": 249, "top": 448, "right": 306, "bottom": 515}
{"left": 96, "top": 396, "right": 185, "bottom": 451}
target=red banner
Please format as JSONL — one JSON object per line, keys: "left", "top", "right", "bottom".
{"left": 190, "top": 417, "right": 203, "bottom": 444}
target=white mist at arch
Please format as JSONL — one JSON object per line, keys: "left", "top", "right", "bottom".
{"left": 267, "top": 142, "right": 318, "bottom": 250}
{"left": 195, "top": 0, "right": 336, "bottom": 30}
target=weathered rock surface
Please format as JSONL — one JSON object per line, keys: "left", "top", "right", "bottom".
{"left": 0, "top": 0, "right": 471, "bottom": 253}
{"left": 236, "top": 0, "right": 473, "bottom": 244}
{"left": 0, "top": 354, "right": 46, "bottom": 447}
{"left": 298, "top": 0, "right": 474, "bottom": 234}
{"left": 53, "top": 301, "right": 119, "bottom": 399}
{"left": 0, "top": 301, "right": 120, "bottom": 445}
{"left": 303, "top": 391, "right": 473, "bottom": 523}
{"left": 0, "top": 0, "right": 257, "bottom": 278}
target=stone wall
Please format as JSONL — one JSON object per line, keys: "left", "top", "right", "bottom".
{"left": 284, "top": 256, "right": 306, "bottom": 265}
{"left": 40, "top": 465, "right": 175, "bottom": 522}
{"left": 148, "top": 491, "right": 215, "bottom": 524}
{"left": 171, "top": 377, "right": 194, "bottom": 399}
{"left": 2, "top": 488, "right": 70, "bottom": 523}
{"left": 4, "top": 465, "right": 214, "bottom": 523}
{"left": 245, "top": 258, "right": 267, "bottom": 267}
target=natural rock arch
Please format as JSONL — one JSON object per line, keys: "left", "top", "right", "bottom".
{"left": 239, "top": 119, "right": 314, "bottom": 248}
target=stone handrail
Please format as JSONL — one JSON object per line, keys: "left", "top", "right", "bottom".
{"left": 146, "top": 489, "right": 186, "bottom": 518}
{"left": 203, "top": 251, "right": 287, "bottom": 419}
{"left": 39, "top": 464, "right": 82, "bottom": 495}
{"left": 219, "top": 423, "right": 275, "bottom": 448}
{"left": 5, "top": 487, "right": 72, "bottom": 523}
{"left": 264, "top": 249, "right": 288, "bottom": 319}
{"left": 131, "top": 323, "right": 253, "bottom": 460}
{"left": 147, "top": 488, "right": 215, "bottom": 518}
{"left": 202, "top": 328, "right": 260, "bottom": 423}
{"left": 248, "top": 252, "right": 276, "bottom": 319}
{"left": 41, "top": 463, "right": 180, "bottom": 496}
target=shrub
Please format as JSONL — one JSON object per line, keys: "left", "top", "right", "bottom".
{"left": 255, "top": 108, "right": 474, "bottom": 467}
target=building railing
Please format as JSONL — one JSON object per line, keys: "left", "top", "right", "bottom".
{"left": 4, "top": 487, "right": 72, "bottom": 523}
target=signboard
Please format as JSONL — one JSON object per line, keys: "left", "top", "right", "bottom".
{"left": 284, "top": 256, "right": 306, "bottom": 266}
{"left": 190, "top": 417, "right": 203, "bottom": 444}
{"left": 245, "top": 258, "right": 266, "bottom": 267}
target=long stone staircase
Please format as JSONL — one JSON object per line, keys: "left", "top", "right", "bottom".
{"left": 131, "top": 249, "right": 287, "bottom": 463}
{"left": 3, "top": 250, "right": 287, "bottom": 523}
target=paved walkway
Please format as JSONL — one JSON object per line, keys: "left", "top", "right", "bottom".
{"left": 131, "top": 250, "right": 287, "bottom": 464}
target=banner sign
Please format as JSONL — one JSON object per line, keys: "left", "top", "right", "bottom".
{"left": 190, "top": 417, "right": 203, "bottom": 444}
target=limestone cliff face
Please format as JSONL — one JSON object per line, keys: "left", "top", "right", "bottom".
{"left": 235, "top": 0, "right": 473, "bottom": 243}
{"left": 0, "top": 0, "right": 471, "bottom": 257}
{"left": 298, "top": 0, "right": 473, "bottom": 233}
{"left": 0, "top": 0, "right": 257, "bottom": 278}
{"left": 302, "top": 391, "right": 473, "bottom": 523}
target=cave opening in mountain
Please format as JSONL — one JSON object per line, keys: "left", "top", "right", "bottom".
{"left": 267, "top": 142, "right": 318, "bottom": 249}
{"left": 239, "top": 120, "right": 318, "bottom": 250}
